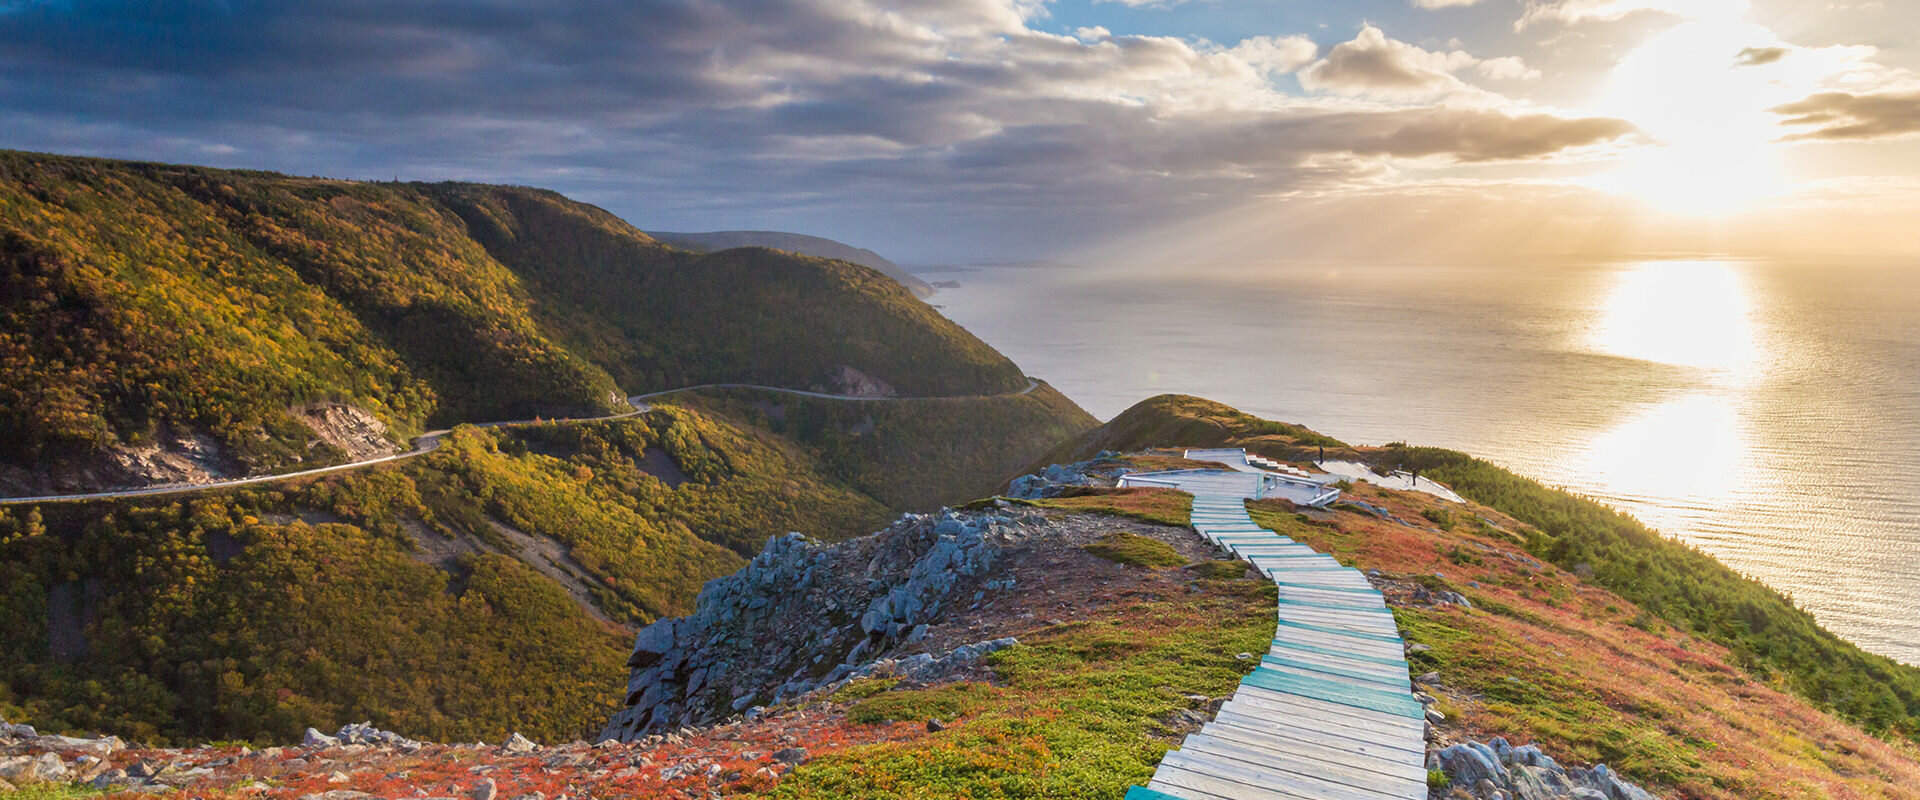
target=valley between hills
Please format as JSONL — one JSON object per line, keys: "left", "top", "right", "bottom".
{"left": 2, "top": 152, "right": 1918, "bottom": 800}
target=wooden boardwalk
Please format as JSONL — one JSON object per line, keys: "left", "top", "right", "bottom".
{"left": 1128, "top": 449, "right": 1427, "bottom": 800}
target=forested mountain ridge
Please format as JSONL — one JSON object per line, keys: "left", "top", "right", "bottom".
{"left": 0, "top": 151, "right": 1028, "bottom": 494}
{"left": 646, "top": 229, "right": 933, "bottom": 297}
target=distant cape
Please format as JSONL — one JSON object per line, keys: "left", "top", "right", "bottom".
{"left": 648, "top": 230, "right": 933, "bottom": 297}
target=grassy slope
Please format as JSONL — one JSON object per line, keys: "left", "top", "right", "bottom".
{"left": 1387, "top": 444, "right": 1920, "bottom": 741}
{"left": 1027, "top": 394, "right": 1345, "bottom": 473}
{"left": 0, "top": 151, "right": 1030, "bottom": 486}
{"left": 0, "top": 405, "right": 896, "bottom": 745}
{"left": 685, "top": 384, "right": 1098, "bottom": 511}
{"left": 1249, "top": 486, "right": 1920, "bottom": 799}
{"left": 0, "top": 525, "right": 1271, "bottom": 800}
{"left": 1039, "top": 394, "right": 1920, "bottom": 797}
{"left": 759, "top": 578, "right": 1274, "bottom": 798}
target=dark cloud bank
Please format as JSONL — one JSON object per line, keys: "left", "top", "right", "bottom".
{"left": 0, "top": 0, "right": 1637, "bottom": 258}
{"left": 1772, "top": 90, "right": 1920, "bottom": 142}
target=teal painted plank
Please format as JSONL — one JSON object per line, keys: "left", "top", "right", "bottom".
{"left": 1247, "top": 555, "right": 1341, "bottom": 564}
{"left": 1272, "top": 580, "right": 1377, "bottom": 594}
{"left": 1248, "top": 563, "right": 1350, "bottom": 573}
{"left": 1270, "top": 638, "right": 1408, "bottom": 668}
{"left": 1275, "top": 617, "right": 1404, "bottom": 643}
{"left": 1261, "top": 654, "right": 1408, "bottom": 688}
{"left": 1276, "top": 596, "right": 1393, "bottom": 614}
{"left": 1123, "top": 787, "right": 1191, "bottom": 800}
{"left": 1250, "top": 664, "right": 1422, "bottom": 711}
{"left": 1242, "top": 668, "right": 1425, "bottom": 719}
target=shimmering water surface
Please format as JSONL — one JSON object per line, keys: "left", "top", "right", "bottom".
{"left": 926, "top": 258, "right": 1920, "bottom": 665}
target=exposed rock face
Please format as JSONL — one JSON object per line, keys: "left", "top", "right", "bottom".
{"left": 1432, "top": 737, "right": 1662, "bottom": 800}
{"left": 816, "top": 364, "right": 896, "bottom": 398}
{"left": 600, "top": 508, "right": 1041, "bottom": 740}
{"left": 295, "top": 403, "right": 399, "bottom": 461}
{"left": 1003, "top": 452, "right": 1129, "bottom": 499}
{"left": 108, "top": 429, "right": 239, "bottom": 487}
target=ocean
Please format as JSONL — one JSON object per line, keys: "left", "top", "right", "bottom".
{"left": 924, "top": 257, "right": 1920, "bottom": 666}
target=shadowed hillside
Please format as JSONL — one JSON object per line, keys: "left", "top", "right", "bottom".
{"left": 646, "top": 230, "right": 933, "bottom": 297}
{"left": 0, "top": 151, "right": 1029, "bottom": 494}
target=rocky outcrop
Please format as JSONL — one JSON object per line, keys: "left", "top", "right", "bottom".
{"left": 295, "top": 403, "right": 399, "bottom": 461}
{"left": 1003, "top": 452, "right": 1130, "bottom": 499}
{"left": 600, "top": 508, "right": 1042, "bottom": 740}
{"left": 816, "top": 365, "right": 896, "bottom": 398}
{"left": 108, "top": 429, "right": 239, "bottom": 487}
{"left": 303, "top": 722, "right": 422, "bottom": 750}
{"left": 1431, "top": 737, "right": 1662, "bottom": 800}
{"left": 0, "top": 718, "right": 124, "bottom": 789}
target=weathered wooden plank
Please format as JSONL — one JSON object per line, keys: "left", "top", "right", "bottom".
{"left": 1151, "top": 762, "right": 1324, "bottom": 800}
{"left": 1191, "top": 724, "right": 1428, "bottom": 781}
{"left": 1274, "top": 618, "right": 1404, "bottom": 643}
{"left": 1270, "top": 625, "right": 1407, "bottom": 652}
{"left": 1227, "top": 686, "right": 1425, "bottom": 735}
{"left": 1274, "top": 605, "right": 1398, "bottom": 625}
{"left": 1242, "top": 668, "right": 1425, "bottom": 719}
{"left": 1262, "top": 568, "right": 1372, "bottom": 581}
{"left": 1206, "top": 709, "right": 1426, "bottom": 762}
{"left": 1179, "top": 732, "right": 1428, "bottom": 797}
{"left": 1272, "top": 617, "right": 1401, "bottom": 639}
{"left": 1271, "top": 580, "right": 1378, "bottom": 594}
{"left": 1274, "top": 586, "right": 1387, "bottom": 604}
{"left": 1260, "top": 654, "right": 1409, "bottom": 687}
{"left": 1213, "top": 704, "right": 1423, "bottom": 755}
{"left": 1269, "top": 638, "right": 1408, "bottom": 668}
{"left": 1274, "top": 617, "right": 1413, "bottom": 640}
{"left": 1160, "top": 749, "right": 1408, "bottom": 800}
{"left": 1254, "top": 661, "right": 1413, "bottom": 697}
{"left": 1275, "top": 595, "right": 1393, "bottom": 613}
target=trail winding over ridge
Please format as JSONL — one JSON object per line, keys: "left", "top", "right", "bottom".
{"left": 0, "top": 379, "right": 1041, "bottom": 505}
{"left": 1129, "top": 448, "right": 1428, "bottom": 800}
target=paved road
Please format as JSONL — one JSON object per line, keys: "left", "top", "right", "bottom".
{"left": 0, "top": 378, "right": 1042, "bottom": 505}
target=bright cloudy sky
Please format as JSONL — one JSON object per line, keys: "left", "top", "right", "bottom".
{"left": 2, "top": 0, "right": 1916, "bottom": 262}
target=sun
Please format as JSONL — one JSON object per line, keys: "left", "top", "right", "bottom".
{"left": 1588, "top": 11, "right": 1799, "bottom": 217}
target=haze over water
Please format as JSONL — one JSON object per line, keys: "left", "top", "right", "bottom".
{"left": 928, "top": 258, "right": 1920, "bottom": 666}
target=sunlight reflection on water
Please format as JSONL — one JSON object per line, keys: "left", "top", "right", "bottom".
{"left": 927, "top": 257, "right": 1920, "bottom": 665}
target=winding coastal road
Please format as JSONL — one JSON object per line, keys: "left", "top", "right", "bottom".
{"left": 0, "top": 378, "right": 1041, "bottom": 506}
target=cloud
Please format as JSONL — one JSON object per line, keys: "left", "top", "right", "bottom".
{"left": 1771, "top": 90, "right": 1920, "bottom": 140}
{"left": 1477, "top": 56, "right": 1543, "bottom": 80}
{"left": 1516, "top": 0, "right": 1747, "bottom": 30}
{"left": 0, "top": 0, "right": 1635, "bottom": 258}
{"left": 1411, "top": 0, "right": 1487, "bottom": 8}
{"left": 1226, "top": 35, "right": 1319, "bottom": 77}
{"left": 1733, "top": 46, "right": 1788, "bottom": 66}
{"left": 1298, "top": 24, "right": 1482, "bottom": 99}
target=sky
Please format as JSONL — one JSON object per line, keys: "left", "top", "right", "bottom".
{"left": 2, "top": 0, "right": 1917, "bottom": 263}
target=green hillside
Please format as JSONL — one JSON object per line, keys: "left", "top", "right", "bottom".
{"left": 1043, "top": 393, "right": 1920, "bottom": 743}
{"left": 0, "top": 151, "right": 1029, "bottom": 494}
{"left": 684, "top": 382, "right": 1096, "bottom": 510}
{"left": 1027, "top": 393, "right": 1346, "bottom": 472}
{"left": 0, "top": 150, "right": 1093, "bottom": 746}
{"left": 0, "top": 403, "right": 895, "bottom": 745}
